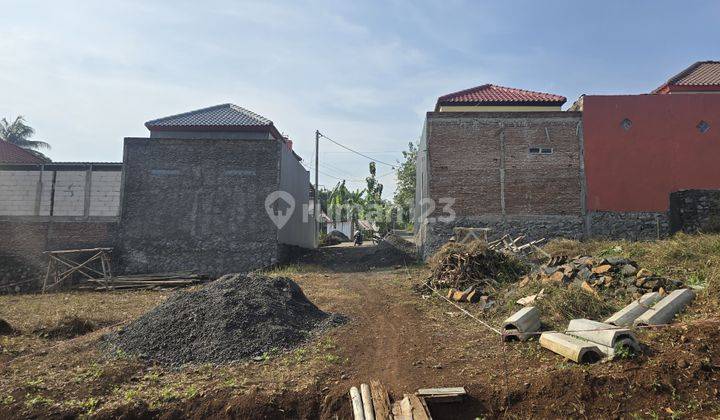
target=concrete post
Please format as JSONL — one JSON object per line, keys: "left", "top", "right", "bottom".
{"left": 634, "top": 288, "right": 695, "bottom": 326}
{"left": 566, "top": 318, "right": 640, "bottom": 354}
{"left": 605, "top": 292, "right": 661, "bottom": 326}
{"left": 502, "top": 306, "right": 540, "bottom": 341}
{"left": 539, "top": 332, "right": 604, "bottom": 364}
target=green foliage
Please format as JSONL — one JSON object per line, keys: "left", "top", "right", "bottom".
{"left": 0, "top": 116, "right": 51, "bottom": 159}
{"left": 393, "top": 142, "right": 417, "bottom": 228}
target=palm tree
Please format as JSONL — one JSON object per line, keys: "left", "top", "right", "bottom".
{"left": 0, "top": 116, "right": 51, "bottom": 160}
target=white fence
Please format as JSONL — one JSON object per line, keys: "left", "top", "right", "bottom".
{"left": 0, "top": 164, "right": 122, "bottom": 217}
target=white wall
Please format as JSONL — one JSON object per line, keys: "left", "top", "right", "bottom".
{"left": 326, "top": 220, "right": 353, "bottom": 238}
{"left": 0, "top": 169, "right": 122, "bottom": 217}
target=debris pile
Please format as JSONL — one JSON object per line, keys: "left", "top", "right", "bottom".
{"left": 34, "top": 315, "right": 99, "bottom": 340}
{"left": 520, "top": 255, "right": 684, "bottom": 298}
{"left": 428, "top": 241, "right": 528, "bottom": 294}
{"left": 109, "top": 274, "right": 344, "bottom": 365}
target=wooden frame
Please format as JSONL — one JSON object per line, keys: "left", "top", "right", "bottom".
{"left": 42, "top": 247, "right": 113, "bottom": 292}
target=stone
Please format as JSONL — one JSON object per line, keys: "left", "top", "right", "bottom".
{"left": 581, "top": 281, "right": 599, "bottom": 297}
{"left": 577, "top": 267, "right": 592, "bottom": 280}
{"left": 636, "top": 268, "right": 653, "bottom": 278}
{"left": 620, "top": 264, "right": 638, "bottom": 276}
{"left": 545, "top": 271, "right": 567, "bottom": 284}
{"left": 592, "top": 264, "right": 613, "bottom": 274}
{"left": 606, "top": 257, "right": 630, "bottom": 265}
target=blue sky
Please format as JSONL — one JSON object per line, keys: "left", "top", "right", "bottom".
{"left": 2, "top": 0, "right": 719, "bottom": 197}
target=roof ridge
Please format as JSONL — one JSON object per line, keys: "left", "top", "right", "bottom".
{"left": 438, "top": 84, "right": 492, "bottom": 101}
{"left": 145, "top": 103, "right": 272, "bottom": 128}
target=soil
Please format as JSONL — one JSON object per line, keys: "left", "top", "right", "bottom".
{"left": 33, "top": 315, "right": 99, "bottom": 340}
{"left": 1, "top": 241, "right": 718, "bottom": 419}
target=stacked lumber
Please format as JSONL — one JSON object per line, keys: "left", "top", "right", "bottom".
{"left": 83, "top": 272, "right": 209, "bottom": 291}
{"left": 348, "top": 381, "right": 466, "bottom": 420}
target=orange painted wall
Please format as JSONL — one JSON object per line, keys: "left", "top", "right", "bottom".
{"left": 583, "top": 94, "right": 720, "bottom": 212}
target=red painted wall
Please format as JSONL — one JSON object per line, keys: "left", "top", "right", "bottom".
{"left": 583, "top": 94, "right": 720, "bottom": 212}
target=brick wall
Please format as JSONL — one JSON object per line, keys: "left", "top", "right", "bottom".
{"left": 0, "top": 219, "right": 118, "bottom": 292}
{"left": 425, "top": 112, "right": 583, "bottom": 219}
{"left": 415, "top": 111, "right": 584, "bottom": 256}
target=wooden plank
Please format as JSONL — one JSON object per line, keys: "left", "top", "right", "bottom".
{"left": 416, "top": 387, "right": 466, "bottom": 403}
{"left": 43, "top": 247, "right": 113, "bottom": 254}
{"left": 400, "top": 395, "right": 413, "bottom": 419}
{"left": 407, "top": 394, "right": 431, "bottom": 420}
{"left": 370, "top": 380, "right": 392, "bottom": 420}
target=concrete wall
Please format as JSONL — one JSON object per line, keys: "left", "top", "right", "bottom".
{"left": 0, "top": 167, "right": 121, "bottom": 217}
{"left": 278, "top": 144, "right": 316, "bottom": 248}
{"left": 118, "top": 137, "right": 283, "bottom": 276}
{"left": 583, "top": 94, "right": 720, "bottom": 212}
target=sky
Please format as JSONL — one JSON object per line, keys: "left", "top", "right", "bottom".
{"left": 2, "top": 0, "right": 719, "bottom": 198}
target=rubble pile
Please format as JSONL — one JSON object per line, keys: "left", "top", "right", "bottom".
{"left": 520, "top": 255, "right": 685, "bottom": 297}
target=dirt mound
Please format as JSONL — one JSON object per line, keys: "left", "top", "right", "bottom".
{"left": 429, "top": 241, "right": 528, "bottom": 291}
{"left": 34, "top": 315, "right": 98, "bottom": 340}
{"left": 0, "top": 319, "right": 15, "bottom": 336}
{"left": 377, "top": 233, "right": 417, "bottom": 256}
{"left": 328, "top": 230, "right": 350, "bottom": 242}
{"left": 108, "top": 274, "right": 344, "bottom": 366}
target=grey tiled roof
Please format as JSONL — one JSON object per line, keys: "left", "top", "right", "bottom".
{"left": 145, "top": 104, "right": 273, "bottom": 128}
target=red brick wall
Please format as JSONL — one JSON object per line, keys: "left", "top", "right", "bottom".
{"left": 583, "top": 94, "right": 720, "bottom": 212}
{"left": 426, "top": 112, "right": 583, "bottom": 217}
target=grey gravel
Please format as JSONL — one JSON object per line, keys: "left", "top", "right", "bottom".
{"left": 108, "top": 274, "right": 344, "bottom": 366}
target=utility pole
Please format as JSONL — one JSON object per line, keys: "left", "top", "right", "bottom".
{"left": 314, "top": 130, "right": 320, "bottom": 238}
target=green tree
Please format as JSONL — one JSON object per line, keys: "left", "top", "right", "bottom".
{"left": 0, "top": 116, "right": 51, "bottom": 160}
{"left": 393, "top": 142, "right": 417, "bottom": 228}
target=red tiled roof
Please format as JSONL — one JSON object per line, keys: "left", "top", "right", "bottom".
{"left": 0, "top": 141, "right": 48, "bottom": 164}
{"left": 653, "top": 61, "right": 720, "bottom": 93}
{"left": 436, "top": 84, "right": 566, "bottom": 110}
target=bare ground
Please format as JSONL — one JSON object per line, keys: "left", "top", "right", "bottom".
{"left": 0, "top": 241, "right": 719, "bottom": 419}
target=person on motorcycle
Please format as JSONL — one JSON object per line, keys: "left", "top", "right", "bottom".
{"left": 353, "top": 230, "right": 363, "bottom": 246}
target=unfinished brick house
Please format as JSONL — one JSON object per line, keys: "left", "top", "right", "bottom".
{"left": 0, "top": 104, "right": 315, "bottom": 290}
{"left": 415, "top": 84, "right": 583, "bottom": 256}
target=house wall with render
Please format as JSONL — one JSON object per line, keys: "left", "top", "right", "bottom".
{"left": 583, "top": 94, "right": 720, "bottom": 211}
{"left": 415, "top": 111, "right": 584, "bottom": 257}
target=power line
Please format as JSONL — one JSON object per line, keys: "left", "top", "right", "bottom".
{"left": 318, "top": 132, "right": 396, "bottom": 168}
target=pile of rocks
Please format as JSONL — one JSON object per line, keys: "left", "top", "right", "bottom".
{"left": 520, "top": 256, "right": 684, "bottom": 298}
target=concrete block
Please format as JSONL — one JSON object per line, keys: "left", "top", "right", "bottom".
{"left": 634, "top": 288, "right": 695, "bottom": 326}
{"left": 566, "top": 318, "right": 640, "bottom": 354}
{"left": 605, "top": 292, "right": 662, "bottom": 326}
{"left": 502, "top": 306, "right": 540, "bottom": 341}
{"left": 539, "top": 332, "right": 604, "bottom": 364}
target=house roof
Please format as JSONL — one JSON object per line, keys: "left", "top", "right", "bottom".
{"left": 653, "top": 61, "right": 720, "bottom": 93}
{"left": 436, "top": 84, "right": 566, "bottom": 110}
{"left": 0, "top": 141, "right": 48, "bottom": 164}
{"left": 145, "top": 103, "right": 277, "bottom": 133}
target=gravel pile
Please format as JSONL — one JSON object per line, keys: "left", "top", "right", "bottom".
{"left": 108, "top": 274, "right": 343, "bottom": 366}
